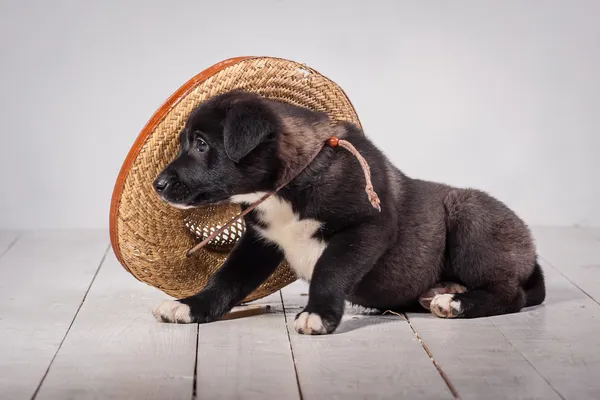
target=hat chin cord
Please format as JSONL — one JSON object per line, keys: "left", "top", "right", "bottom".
{"left": 185, "top": 136, "right": 380, "bottom": 258}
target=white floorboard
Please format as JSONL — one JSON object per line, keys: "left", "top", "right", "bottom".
{"left": 582, "top": 227, "right": 600, "bottom": 241}
{"left": 195, "top": 291, "right": 300, "bottom": 400}
{"left": 407, "top": 299, "right": 561, "bottom": 399}
{"left": 533, "top": 226, "right": 600, "bottom": 304}
{"left": 488, "top": 257, "right": 600, "bottom": 399}
{"left": 0, "top": 230, "right": 108, "bottom": 400}
{"left": 35, "top": 251, "right": 198, "bottom": 400}
{"left": 474, "top": 226, "right": 600, "bottom": 400}
{"left": 405, "top": 227, "right": 600, "bottom": 400}
{"left": 281, "top": 281, "right": 454, "bottom": 400}
{"left": 2, "top": 227, "right": 600, "bottom": 399}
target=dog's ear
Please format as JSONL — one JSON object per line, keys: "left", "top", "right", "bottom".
{"left": 223, "top": 100, "right": 276, "bottom": 163}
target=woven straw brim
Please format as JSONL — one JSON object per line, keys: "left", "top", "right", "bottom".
{"left": 109, "top": 56, "right": 362, "bottom": 302}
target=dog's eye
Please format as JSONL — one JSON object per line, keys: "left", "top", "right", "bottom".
{"left": 195, "top": 138, "right": 209, "bottom": 153}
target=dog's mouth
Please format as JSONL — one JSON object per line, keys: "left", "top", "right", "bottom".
{"left": 160, "top": 191, "right": 231, "bottom": 210}
{"left": 163, "top": 201, "right": 197, "bottom": 210}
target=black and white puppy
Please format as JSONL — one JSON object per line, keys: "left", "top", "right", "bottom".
{"left": 151, "top": 89, "right": 545, "bottom": 334}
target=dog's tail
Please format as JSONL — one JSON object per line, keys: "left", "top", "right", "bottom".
{"left": 523, "top": 258, "right": 546, "bottom": 307}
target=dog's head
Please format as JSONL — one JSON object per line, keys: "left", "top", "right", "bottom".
{"left": 153, "top": 90, "right": 282, "bottom": 208}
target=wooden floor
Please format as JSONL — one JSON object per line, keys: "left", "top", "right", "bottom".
{"left": 1, "top": 227, "right": 600, "bottom": 399}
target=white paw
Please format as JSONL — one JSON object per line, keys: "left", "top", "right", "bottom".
{"left": 294, "top": 312, "right": 328, "bottom": 335}
{"left": 152, "top": 300, "right": 193, "bottom": 323}
{"left": 430, "top": 294, "right": 462, "bottom": 318}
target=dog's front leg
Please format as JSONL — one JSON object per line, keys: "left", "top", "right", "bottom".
{"left": 153, "top": 228, "right": 284, "bottom": 323}
{"left": 294, "top": 223, "right": 382, "bottom": 335}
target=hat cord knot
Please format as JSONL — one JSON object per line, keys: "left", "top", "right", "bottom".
{"left": 327, "top": 137, "right": 381, "bottom": 212}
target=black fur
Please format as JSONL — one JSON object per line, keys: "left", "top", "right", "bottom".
{"left": 153, "top": 90, "right": 545, "bottom": 332}
{"left": 524, "top": 261, "right": 546, "bottom": 307}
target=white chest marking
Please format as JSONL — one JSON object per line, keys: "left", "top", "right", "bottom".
{"left": 230, "top": 192, "right": 327, "bottom": 281}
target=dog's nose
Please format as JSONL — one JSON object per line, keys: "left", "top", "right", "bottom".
{"left": 153, "top": 176, "right": 170, "bottom": 193}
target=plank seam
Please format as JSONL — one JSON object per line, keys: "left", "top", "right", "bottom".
{"left": 403, "top": 313, "right": 461, "bottom": 399}
{"left": 279, "top": 290, "right": 304, "bottom": 400}
{"left": 30, "top": 243, "right": 111, "bottom": 400}
{"left": 192, "top": 323, "right": 200, "bottom": 400}
{"left": 540, "top": 255, "right": 600, "bottom": 307}
{"left": 0, "top": 233, "right": 22, "bottom": 260}
{"left": 490, "top": 320, "right": 566, "bottom": 400}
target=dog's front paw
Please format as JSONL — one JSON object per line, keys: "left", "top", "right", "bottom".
{"left": 294, "top": 311, "right": 337, "bottom": 335}
{"left": 430, "top": 294, "right": 463, "bottom": 318}
{"left": 152, "top": 300, "right": 194, "bottom": 323}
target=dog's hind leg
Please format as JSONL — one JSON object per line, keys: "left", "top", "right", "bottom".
{"left": 432, "top": 189, "right": 536, "bottom": 319}
{"left": 429, "top": 285, "right": 526, "bottom": 318}
{"left": 418, "top": 281, "right": 467, "bottom": 311}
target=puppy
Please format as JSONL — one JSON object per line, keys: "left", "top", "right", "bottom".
{"left": 151, "top": 89, "right": 545, "bottom": 334}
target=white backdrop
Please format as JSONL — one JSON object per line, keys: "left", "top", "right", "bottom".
{"left": 1, "top": 0, "right": 598, "bottom": 229}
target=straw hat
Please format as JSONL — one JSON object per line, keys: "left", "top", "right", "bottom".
{"left": 109, "top": 56, "right": 362, "bottom": 303}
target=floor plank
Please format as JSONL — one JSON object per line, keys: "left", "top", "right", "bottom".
{"left": 3, "top": 226, "right": 598, "bottom": 399}
{"left": 407, "top": 282, "right": 562, "bottom": 399}
{"left": 488, "top": 257, "right": 600, "bottom": 399}
{"left": 35, "top": 250, "right": 198, "bottom": 400}
{"left": 406, "top": 227, "right": 600, "bottom": 400}
{"left": 0, "top": 231, "right": 19, "bottom": 257}
{"left": 195, "top": 291, "right": 300, "bottom": 400}
{"left": 533, "top": 226, "right": 600, "bottom": 304}
{"left": 0, "top": 230, "right": 108, "bottom": 400}
{"left": 580, "top": 227, "right": 600, "bottom": 241}
{"left": 281, "top": 281, "right": 453, "bottom": 400}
